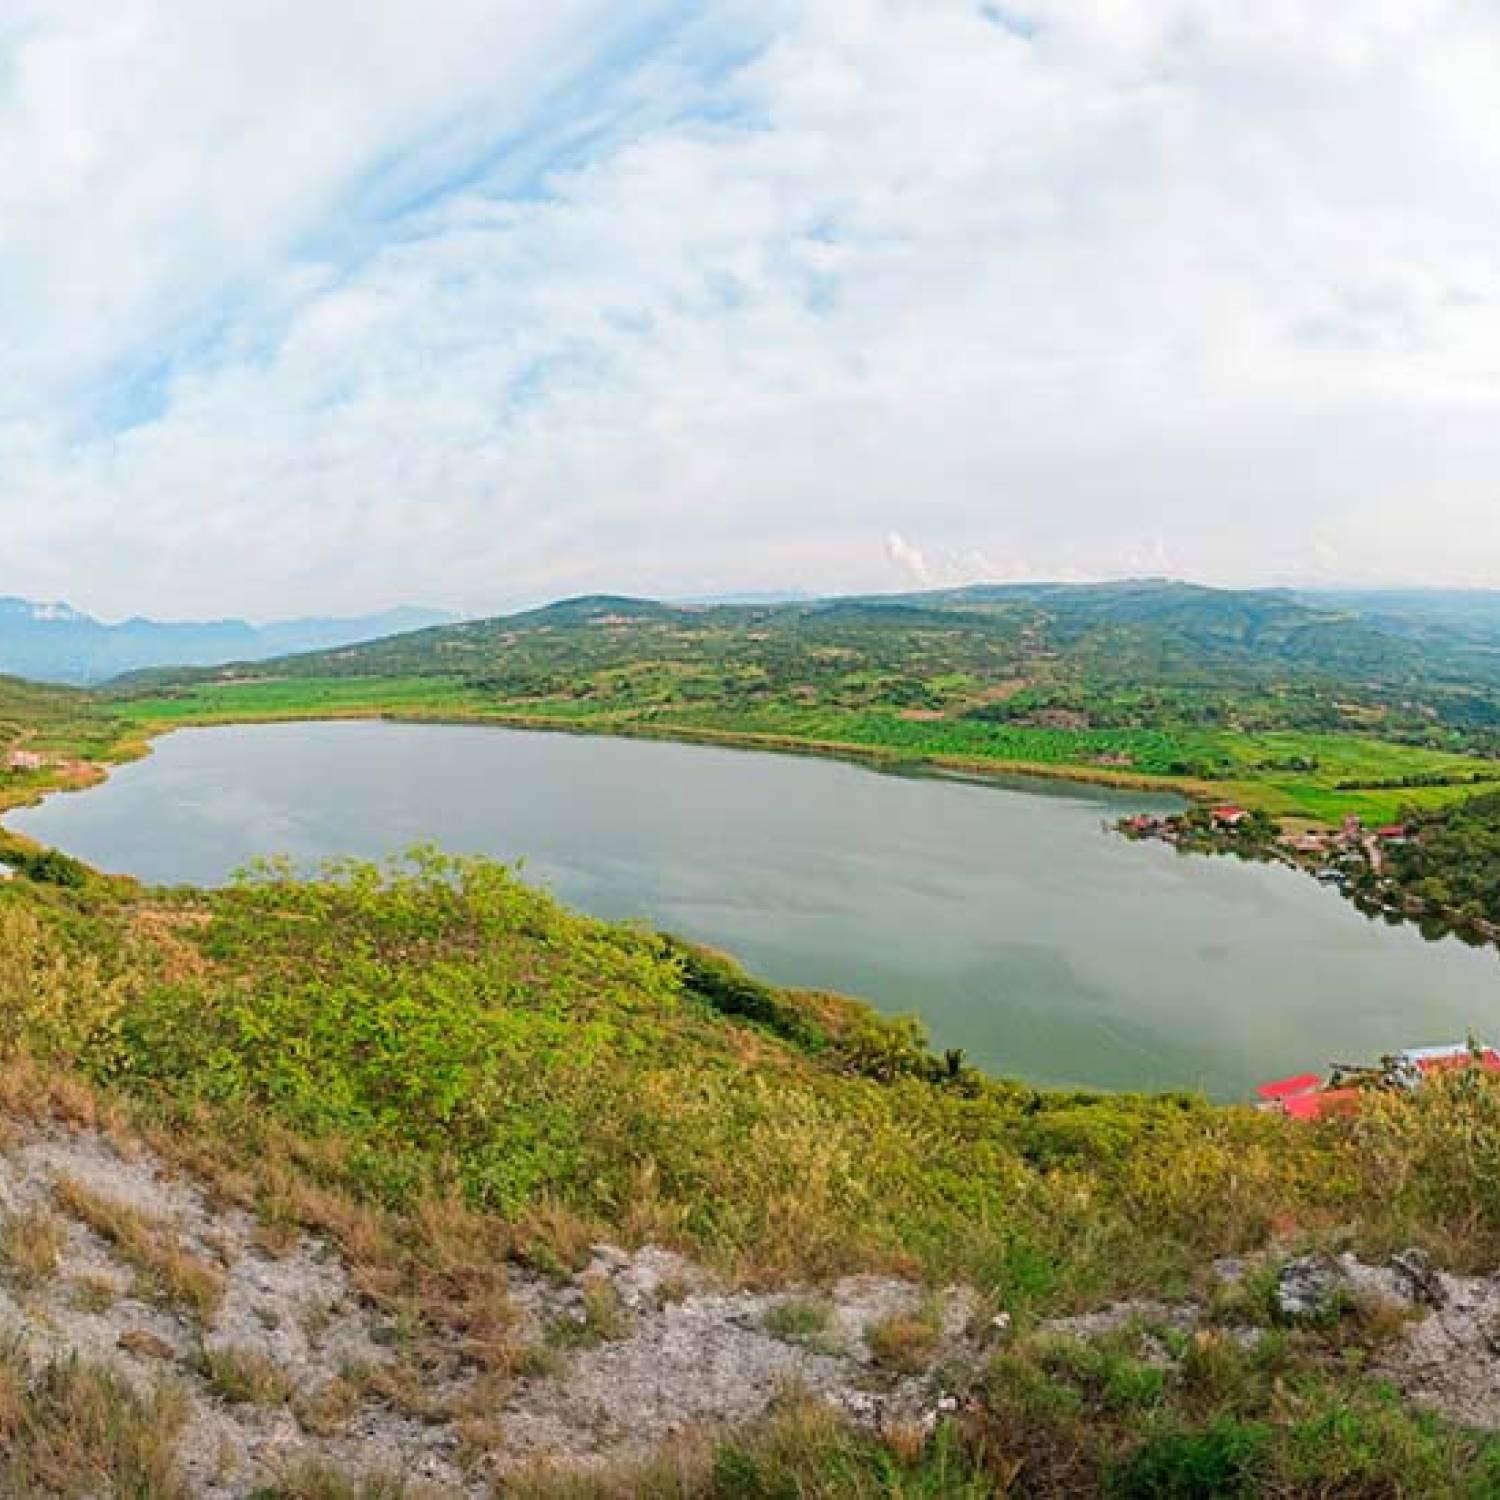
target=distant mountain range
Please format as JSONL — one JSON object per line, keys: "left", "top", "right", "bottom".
{"left": 122, "top": 578, "right": 1500, "bottom": 710}
{"left": 21, "top": 579, "right": 1500, "bottom": 696}
{"left": 0, "top": 599, "right": 454, "bottom": 685}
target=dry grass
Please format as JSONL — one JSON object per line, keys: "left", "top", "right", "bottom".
{"left": 118, "top": 1327, "right": 177, "bottom": 1361}
{"left": 199, "top": 1343, "right": 294, "bottom": 1406}
{"left": 341, "top": 1357, "right": 451, "bottom": 1424}
{"left": 763, "top": 1295, "right": 840, "bottom": 1353}
{"left": 70, "top": 1270, "right": 126, "bottom": 1312}
{"left": 292, "top": 1373, "right": 364, "bottom": 1437}
{"left": 0, "top": 1341, "right": 191, "bottom": 1497}
{"left": 52, "top": 1175, "right": 225, "bottom": 1320}
{"left": 451, "top": 1373, "right": 511, "bottom": 1474}
{"left": 505, "top": 1434, "right": 717, "bottom": 1500}
{"left": 547, "top": 1273, "right": 630, "bottom": 1352}
{"left": 511, "top": 1197, "right": 600, "bottom": 1277}
{"left": 0, "top": 1202, "right": 66, "bottom": 1286}
{"left": 137, "top": 1111, "right": 523, "bottom": 1375}
{"left": 503, "top": 1394, "right": 944, "bottom": 1499}
{"left": 400, "top": 1193, "right": 518, "bottom": 1371}
{"left": 0, "top": 1056, "right": 122, "bottom": 1135}
{"left": 880, "top": 1416, "right": 932, "bottom": 1468}
{"left": 865, "top": 1305, "right": 941, "bottom": 1375}
{"left": 260, "top": 1455, "right": 415, "bottom": 1498}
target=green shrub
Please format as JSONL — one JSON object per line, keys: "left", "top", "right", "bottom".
{"left": 1108, "top": 1418, "right": 1270, "bottom": 1498}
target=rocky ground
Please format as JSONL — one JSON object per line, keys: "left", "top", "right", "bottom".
{"left": 0, "top": 1115, "right": 984, "bottom": 1495}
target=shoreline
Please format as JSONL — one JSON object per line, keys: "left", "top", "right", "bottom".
{"left": 10, "top": 703, "right": 1492, "bottom": 1104}
{"left": 101, "top": 699, "right": 1220, "bottom": 805}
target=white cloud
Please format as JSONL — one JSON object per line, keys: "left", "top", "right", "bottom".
{"left": 1, "top": 0, "right": 1499, "bottom": 618}
{"left": 885, "top": 532, "right": 932, "bottom": 588}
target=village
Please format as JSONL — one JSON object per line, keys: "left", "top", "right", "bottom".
{"left": 1120, "top": 797, "right": 1500, "bottom": 951}
{"left": 1117, "top": 801, "right": 1450, "bottom": 918}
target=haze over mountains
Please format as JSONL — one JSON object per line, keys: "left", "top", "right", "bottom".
{"left": 0, "top": 598, "right": 452, "bottom": 685}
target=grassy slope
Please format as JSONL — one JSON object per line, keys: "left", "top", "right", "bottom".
{"left": 9, "top": 856, "right": 1500, "bottom": 1492}
{"left": 0, "top": 674, "right": 125, "bottom": 759}
{"left": 0, "top": 675, "right": 139, "bottom": 823}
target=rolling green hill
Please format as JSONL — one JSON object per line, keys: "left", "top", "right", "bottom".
{"left": 110, "top": 580, "right": 1500, "bottom": 822}
{"left": 116, "top": 579, "right": 1500, "bottom": 716}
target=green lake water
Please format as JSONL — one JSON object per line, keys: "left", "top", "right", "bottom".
{"left": 10, "top": 718, "right": 1500, "bottom": 1098}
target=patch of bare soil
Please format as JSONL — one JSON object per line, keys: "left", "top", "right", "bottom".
{"left": 500, "top": 1245, "right": 980, "bottom": 1475}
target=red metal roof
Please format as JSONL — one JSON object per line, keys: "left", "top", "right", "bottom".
{"left": 1256, "top": 1073, "right": 1324, "bottom": 1100}
{"left": 1413, "top": 1048, "right": 1500, "bottom": 1076}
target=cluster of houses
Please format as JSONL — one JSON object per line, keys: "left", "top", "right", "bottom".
{"left": 1121, "top": 805, "right": 1414, "bottom": 891}
{"left": 1121, "top": 804, "right": 1260, "bottom": 843}
{"left": 1276, "top": 813, "right": 1414, "bottom": 887}
{"left": 1258, "top": 1042, "right": 1500, "bottom": 1121}
{"left": 1280, "top": 812, "right": 1411, "bottom": 857}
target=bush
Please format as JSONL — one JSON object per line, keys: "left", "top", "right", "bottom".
{"left": 1108, "top": 1418, "right": 1270, "bottom": 1498}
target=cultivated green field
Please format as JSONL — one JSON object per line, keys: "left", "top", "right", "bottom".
{"left": 113, "top": 674, "right": 1500, "bottom": 823}
{"left": 112, "top": 674, "right": 489, "bottom": 725}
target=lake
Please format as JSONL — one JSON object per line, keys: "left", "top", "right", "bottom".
{"left": 10, "top": 719, "right": 1500, "bottom": 1098}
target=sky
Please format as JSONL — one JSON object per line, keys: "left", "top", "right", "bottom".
{"left": 1, "top": 0, "right": 1499, "bottom": 621}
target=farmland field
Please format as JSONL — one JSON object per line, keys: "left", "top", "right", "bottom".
{"left": 111, "top": 675, "right": 1500, "bottom": 823}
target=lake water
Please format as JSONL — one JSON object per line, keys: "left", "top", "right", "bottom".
{"left": 10, "top": 719, "right": 1500, "bottom": 1098}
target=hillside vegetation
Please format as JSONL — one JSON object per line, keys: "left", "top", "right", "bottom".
{"left": 6, "top": 854, "right": 1500, "bottom": 1490}
{"left": 113, "top": 581, "right": 1500, "bottom": 822}
{"left": 1384, "top": 790, "right": 1500, "bottom": 929}
{"left": 0, "top": 674, "right": 124, "bottom": 762}
{"left": 0, "top": 676, "right": 135, "bottom": 837}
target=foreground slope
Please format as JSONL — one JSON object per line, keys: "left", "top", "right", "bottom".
{"left": 6, "top": 854, "right": 1500, "bottom": 1490}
